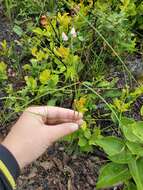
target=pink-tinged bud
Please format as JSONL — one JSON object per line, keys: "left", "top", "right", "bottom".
{"left": 71, "top": 27, "right": 77, "bottom": 38}
{"left": 62, "top": 32, "right": 68, "bottom": 41}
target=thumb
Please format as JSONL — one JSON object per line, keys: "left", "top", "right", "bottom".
{"left": 46, "top": 123, "right": 79, "bottom": 142}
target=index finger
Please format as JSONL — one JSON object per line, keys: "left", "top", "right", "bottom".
{"left": 26, "top": 106, "right": 83, "bottom": 123}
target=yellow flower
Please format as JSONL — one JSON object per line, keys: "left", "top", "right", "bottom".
{"left": 31, "top": 47, "right": 37, "bottom": 57}
{"left": 25, "top": 76, "right": 37, "bottom": 90}
{"left": 31, "top": 47, "right": 48, "bottom": 61}
{"left": 56, "top": 46, "right": 70, "bottom": 58}
{"left": 113, "top": 98, "right": 130, "bottom": 112}
{"left": 1, "top": 40, "right": 7, "bottom": 50}
{"left": 58, "top": 12, "right": 71, "bottom": 27}
{"left": 39, "top": 69, "right": 51, "bottom": 84}
{"left": 88, "top": 0, "right": 94, "bottom": 7}
{"left": 74, "top": 97, "right": 88, "bottom": 113}
{"left": 37, "top": 50, "right": 48, "bottom": 61}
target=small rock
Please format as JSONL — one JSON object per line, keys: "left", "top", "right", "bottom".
{"left": 87, "top": 175, "right": 95, "bottom": 186}
{"left": 40, "top": 161, "right": 54, "bottom": 170}
{"left": 58, "top": 146, "right": 65, "bottom": 151}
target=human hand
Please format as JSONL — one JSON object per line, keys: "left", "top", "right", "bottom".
{"left": 2, "top": 106, "right": 83, "bottom": 169}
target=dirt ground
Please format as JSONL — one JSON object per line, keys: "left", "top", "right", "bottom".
{"left": 17, "top": 143, "right": 101, "bottom": 190}
{"left": 17, "top": 143, "right": 124, "bottom": 190}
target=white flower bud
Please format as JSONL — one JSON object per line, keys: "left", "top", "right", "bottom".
{"left": 71, "top": 27, "right": 77, "bottom": 38}
{"left": 62, "top": 32, "right": 68, "bottom": 41}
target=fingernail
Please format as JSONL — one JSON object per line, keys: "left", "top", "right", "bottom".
{"left": 77, "top": 119, "right": 84, "bottom": 126}
{"left": 70, "top": 124, "right": 79, "bottom": 132}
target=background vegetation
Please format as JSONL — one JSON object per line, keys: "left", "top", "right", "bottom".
{"left": 0, "top": 0, "right": 143, "bottom": 189}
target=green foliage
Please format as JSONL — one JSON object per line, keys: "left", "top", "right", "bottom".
{"left": 96, "top": 117, "right": 143, "bottom": 189}
{"left": 141, "top": 106, "right": 143, "bottom": 116}
{"left": 3, "top": 0, "right": 14, "bottom": 20}
{"left": 0, "top": 61, "right": 7, "bottom": 81}
{"left": 96, "top": 11, "right": 136, "bottom": 54}
{"left": 128, "top": 159, "right": 143, "bottom": 190}
{"left": 13, "top": 25, "right": 24, "bottom": 37}
{"left": 112, "top": 86, "right": 143, "bottom": 113}
{"left": 95, "top": 136, "right": 124, "bottom": 156}
{"left": 97, "top": 162, "right": 131, "bottom": 189}
{"left": 3, "top": 0, "right": 57, "bottom": 20}
{"left": 0, "top": 0, "right": 143, "bottom": 189}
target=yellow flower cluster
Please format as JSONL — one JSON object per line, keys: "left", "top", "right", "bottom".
{"left": 57, "top": 12, "right": 71, "bottom": 28}
{"left": 31, "top": 47, "right": 49, "bottom": 61}
{"left": 55, "top": 46, "right": 70, "bottom": 58}
{"left": 74, "top": 97, "right": 88, "bottom": 113}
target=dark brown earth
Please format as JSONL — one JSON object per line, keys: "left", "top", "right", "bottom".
{"left": 17, "top": 143, "right": 124, "bottom": 190}
{"left": 17, "top": 143, "right": 100, "bottom": 190}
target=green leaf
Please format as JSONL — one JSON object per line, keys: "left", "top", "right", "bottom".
{"left": 78, "top": 35, "right": 84, "bottom": 41}
{"left": 122, "top": 125, "right": 140, "bottom": 143}
{"left": 23, "top": 64, "right": 31, "bottom": 71}
{"left": 128, "top": 158, "right": 143, "bottom": 190}
{"left": 121, "top": 117, "right": 135, "bottom": 126}
{"left": 97, "top": 80, "right": 110, "bottom": 88}
{"left": 66, "top": 66, "right": 77, "bottom": 81}
{"left": 97, "top": 162, "right": 131, "bottom": 189}
{"left": 13, "top": 25, "right": 23, "bottom": 37}
{"left": 111, "top": 111, "right": 118, "bottom": 124}
{"left": 109, "top": 148, "right": 133, "bottom": 164}
{"left": 103, "top": 90, "right": 121, "bottom": 98}
{"left": 126, "top": 141, "right": 143, "bottom": 157}
{"left": 84, "top": 129, "right": 91, "bottom": 139}
{"left": 120, "top": 117, "right": 140, "bottom": 143}
{"left": 39, "top": 70, "right": 51, "bottom": 84}
{"left": 51, "top": 74, "right": 59, "bottom": 85}
{"left": 89, "top": 128, "right": 101, "bottom": 145}
{"left": 141, "top": 106, "right": 143, "bottom": 116}
{"left": 80, "top": 144, "right": 93, "bottom": 152}
{"left": 123, "top": 181, "right": 137, "bottom": 190}
{"left": 33, "top": 27, "right": 43, "bottom": 35}
{"left": 132, "top": 121, "right": 143, "bottom": 143}
{"left": 95, "top": 136, "right": 124, "bottom": 156}
{"left": 0, "top": 61, "right": 7, "bottom": 72}
{"left": 78, "top": 137, "right": 87, "bottom": 147}
{"left": 0, "top": 61, "right": 7, "bottom": 80}
{"left": 25, "top": 76, "right": 37, "bottom": 90}
{"left": 47, "top": 99, "right": 57, "bottom": 106}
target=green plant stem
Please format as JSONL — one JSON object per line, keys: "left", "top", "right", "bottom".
{"left": 5, "top": 0, "right": 12, "bottom": 21}
{"left": 82, "top": 82, "right": 120, "bottom": 123}
{"left": 2, "top": 82, "right": 80, "bottom": 125}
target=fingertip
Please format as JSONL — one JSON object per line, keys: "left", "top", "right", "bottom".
{"left": 69, "top": 123, "right": 79, "bottom": 132}
{"left": 76, "top": 119, "right": 84, "bottom": 126}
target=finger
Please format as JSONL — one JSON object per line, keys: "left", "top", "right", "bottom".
{"left": 45, "top": 118, "right": 84, "bottom": 125}
{"left": 45, "top": 123, "right": 79, "bottom": 142}
{"left": 26, "top": 106, "right": 83, "bottom": 123}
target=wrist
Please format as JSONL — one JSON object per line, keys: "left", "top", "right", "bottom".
{"left": 2, "top": 139, "right": 24, "bottom": 170}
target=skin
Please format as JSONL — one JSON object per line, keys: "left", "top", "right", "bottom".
{"left": 2, "top": 106, "right": 83, "bottom": 169}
